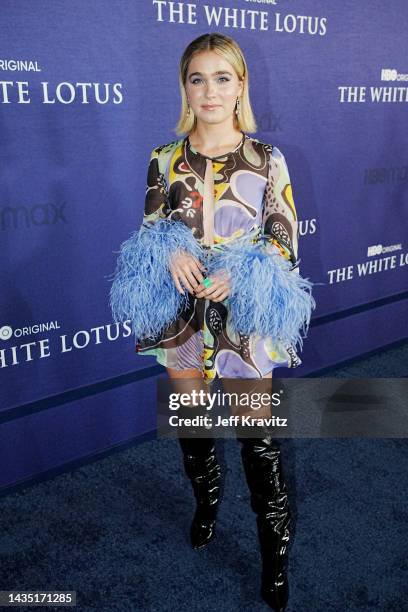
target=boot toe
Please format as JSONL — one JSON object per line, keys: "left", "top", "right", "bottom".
{"left": 191, "top": 518, "right": 217, "bottom": 549}
{"left": 260, "top": 573, "right": 289, "bottom": 611}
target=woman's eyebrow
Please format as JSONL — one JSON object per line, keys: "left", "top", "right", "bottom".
{"left": 188, "top": 70, "right": 233, "bottom": 77}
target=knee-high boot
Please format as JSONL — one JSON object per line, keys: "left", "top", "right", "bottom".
{"left": 238, "top": 434, "right": 291, "bottom": 611}
{"left": 178, "top": 435, "right": 222, "bottom": 550}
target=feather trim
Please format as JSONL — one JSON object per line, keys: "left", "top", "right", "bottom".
{"left": 108, "top": 219, "right": 202, "bottom": 340}
{"left": 205, "top": 237, "right": 316, "bottom": 351}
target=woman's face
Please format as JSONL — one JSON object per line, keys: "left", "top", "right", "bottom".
{"left": 185, "top": 50, "right": 244, "bottom": 127}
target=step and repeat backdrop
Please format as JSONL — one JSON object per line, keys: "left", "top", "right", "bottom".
{"left": 1, "top": 1, "right": 407, "bottom": 488}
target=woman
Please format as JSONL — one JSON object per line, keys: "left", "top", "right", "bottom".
{"left": 110, "top": 33, "right": 315, "bottom": 611}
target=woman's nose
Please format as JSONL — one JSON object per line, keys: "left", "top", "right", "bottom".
{"left": 205, "top": 82, "right": 217, "bottom": 97}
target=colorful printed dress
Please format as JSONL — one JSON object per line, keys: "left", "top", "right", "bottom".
{"left": 135, "top": 130, "right": 302, "bottom": 384}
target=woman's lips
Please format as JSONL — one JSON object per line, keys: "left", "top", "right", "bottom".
{"left": 202, "top": 105, "right": 221, "bottom": 110}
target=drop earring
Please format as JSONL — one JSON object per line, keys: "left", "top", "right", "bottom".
{"left": 235, "top": 97, "right": 241, "bottom": 117}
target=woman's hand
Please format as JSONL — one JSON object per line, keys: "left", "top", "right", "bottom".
{"left": 194, "top": 270, "right": 231, "bottom": 302}
{"left": 169, "top": 249, "right": 206, "bottom": 295}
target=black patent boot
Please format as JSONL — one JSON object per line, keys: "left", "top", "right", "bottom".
{"left": 178, "top": 436, "right": 222, "bottom": 550}
{"left": 238, "top": 434, "right": 291, "bottom": 611}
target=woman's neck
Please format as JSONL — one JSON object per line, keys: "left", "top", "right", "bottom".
{"left": 188, "top": 125, "right": 243, "bottom": 158}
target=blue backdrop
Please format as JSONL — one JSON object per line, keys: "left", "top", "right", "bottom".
{"left": 1, "top": 0, "right": 407, "bottom": 490}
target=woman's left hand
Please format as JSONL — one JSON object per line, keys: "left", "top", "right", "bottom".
{"left": 194, "top": 270, "right": 231, "bottom": 302}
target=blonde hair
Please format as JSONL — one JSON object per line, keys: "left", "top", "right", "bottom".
{"left": 175, "top": 33, "right": 257, "bottom": 136}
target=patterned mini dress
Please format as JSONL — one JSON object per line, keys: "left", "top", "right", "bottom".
{"left": 135, "top": 131, "right": 302, "bottom": 384}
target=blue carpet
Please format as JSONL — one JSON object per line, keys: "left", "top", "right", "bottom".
{"left": 0, "top": 342, "right": 407, "bottom": 611}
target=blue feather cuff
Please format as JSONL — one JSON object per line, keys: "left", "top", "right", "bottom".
{"left": 108, "top": 219, "right": 202, "bottom": 340}
{"left": 205, "top": 237, "right": 316, "bottom": 351}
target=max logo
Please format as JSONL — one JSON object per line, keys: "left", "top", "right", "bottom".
{"left": 0, "top": 202, "right": 67, "bottom": 230}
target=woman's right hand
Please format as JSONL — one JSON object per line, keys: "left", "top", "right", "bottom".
{"left": 169, "top": 249, "right": 206, "bottom": 295}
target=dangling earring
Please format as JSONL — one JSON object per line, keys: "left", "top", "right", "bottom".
{"left": 235, "top": 97, "right": 241, "bottom": 117}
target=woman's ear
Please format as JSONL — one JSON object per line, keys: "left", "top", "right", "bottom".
{"left": 239, "top": 77, "right": 244, "bottom": 96}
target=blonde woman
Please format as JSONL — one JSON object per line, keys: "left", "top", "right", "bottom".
{"left": 110, "top": 32, "right": 315, "bottom": 611}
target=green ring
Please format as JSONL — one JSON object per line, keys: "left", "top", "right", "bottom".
{"left": 203, "top": 277, "right": 212, "bottom": 288}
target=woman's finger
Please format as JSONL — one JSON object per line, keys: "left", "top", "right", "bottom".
{"left": 193, "top": 257, "right": 207, "bottom": 272}
{"left": 183, "top": 267, "right": 202, "bottom": 293}
{"left": 194, "top": 276, "right": 221, "bottom": 296}
{"left": 194, "top": 282, "right": 211, "bottom": 298}
{"left": 209, "top": 289, "right": 228, "bottom": 301}
{"left": 178, "top": 270, "right": 198, "bottom": 294}
{"left": 170, "top": 269, "right": 186, "bottom": 295}
{"left": 190, "top": 260, "right": 205, "bottom": 285}
{"left": 211, "top": 288, "right": 229, "bottom": 302}
{"left": 211, "top": 287, "right": 227, "bottom": 300}
{"left": 196, "top": 285, "right": 221, "bottom": 299}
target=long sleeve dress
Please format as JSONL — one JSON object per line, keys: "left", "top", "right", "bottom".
{"left": 135, "top": 131, "right": 302, "bottom": 384}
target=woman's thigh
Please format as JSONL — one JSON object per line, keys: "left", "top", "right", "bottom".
{"left": 166, "top": 368, "right": 272, "bottom": 379}
{"left": 165, "top": 367, "right": 208, "bottom": 407}
{"left": 166, "top": 367, "right": 203, "bottom": 379}
{"left": 220, "top": 373, "right": 273, "bottom": 417}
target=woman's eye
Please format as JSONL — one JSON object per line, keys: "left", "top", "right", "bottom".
{"left": 190, "top": 77, "right": 230, "bottom": 85}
